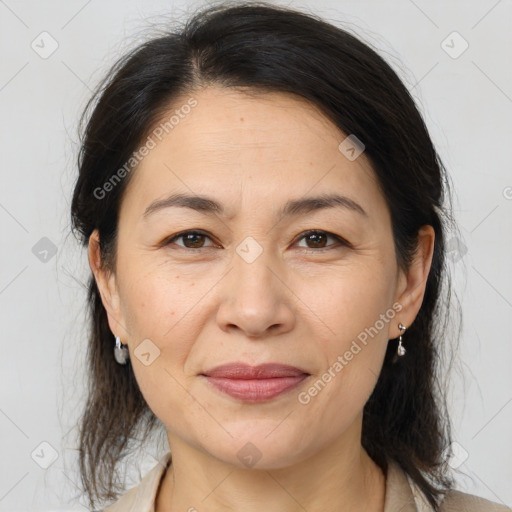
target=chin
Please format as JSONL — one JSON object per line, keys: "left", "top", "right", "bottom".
{"left": 203, "top": 425, "right": 312, "bottom": 470}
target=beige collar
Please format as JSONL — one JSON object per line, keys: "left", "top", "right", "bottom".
{"left": 105, "top": 452, "right": 435, "bottom": 512}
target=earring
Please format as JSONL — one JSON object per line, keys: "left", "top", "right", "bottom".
{"left": 397, "top": 323, "right": 407, "bottom": 356}
{"left": 114, "top": 335, "right": 130, "bottom": 365}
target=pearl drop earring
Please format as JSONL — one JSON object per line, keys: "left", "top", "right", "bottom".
{"left": 114, "top": 335, "right": 130, "bottom": 365}
{"left": 397, "top": 323, "right": 407, "bottom": 356}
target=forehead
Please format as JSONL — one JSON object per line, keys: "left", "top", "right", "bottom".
{"left": 119, "top": 86, "right": 385, "bottom": 224}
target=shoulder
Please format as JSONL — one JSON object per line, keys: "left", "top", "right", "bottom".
{"left": 101, "top": 486, "right": 139, "bottom": 512}
{"left": 387, "top": 458, "right": 510, "bottom": 512}
{"left": 100, "top": 452, "right": 172, "bottom": 512}
{"left": 439, "top": 488, "right": 511, "bottom": 511}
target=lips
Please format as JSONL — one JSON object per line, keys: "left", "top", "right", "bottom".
{"left": 200, "top": 363, "right": 310, "bottom": 403}
{"left": 201, "top": 362, "right": 309, "bottom": 379}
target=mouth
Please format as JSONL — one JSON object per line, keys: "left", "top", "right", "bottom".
{"left": 200, "top": 363, "right": 310, "bottom": 403}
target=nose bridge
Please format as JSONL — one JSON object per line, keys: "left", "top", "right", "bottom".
{"left": 216, "top": 234, "right": 295, "bottom": 336}
{"left": 232, "top": 234, "right": 279, "bottom": 305}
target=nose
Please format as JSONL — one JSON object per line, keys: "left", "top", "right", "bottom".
{"left": 216, "top": 245, "right": 295, "bottom": 338}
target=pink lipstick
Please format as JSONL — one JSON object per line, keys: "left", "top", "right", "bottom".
{"left": 201, "top": 363, "right": 310, "bottom": 403}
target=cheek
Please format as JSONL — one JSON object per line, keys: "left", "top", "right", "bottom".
{"left": 308, "top": 260, "right": 395, "bottom": 347}
{"left": 295, "top": 263, "right": 393, "bottom": 419}
{"left": 119, "top": 262, "right": 200, "bottom": 339}
{"left": 117, "top": 263, "right": 211, "bottom": 417}
{"left": 130, "top": 359, "right": 201, "bottom": 437}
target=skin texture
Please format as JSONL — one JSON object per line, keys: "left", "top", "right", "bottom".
{"left": 89, "top": 86, "right": 435, "bottom": 512}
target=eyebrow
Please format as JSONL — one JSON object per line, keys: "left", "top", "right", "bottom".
{"left": 142, "top": 192, "right": 368, "bottom": 220}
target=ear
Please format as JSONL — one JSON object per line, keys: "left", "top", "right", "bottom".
{"left": 88, "top": 229, "right": 130, "bottom": 343}
{"left": 392, "top": 225, "right": 435, "bottom": 338}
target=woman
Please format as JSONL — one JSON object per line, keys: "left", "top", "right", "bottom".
{"left": 70, "top": 2, "right": 509, "bottom": 511}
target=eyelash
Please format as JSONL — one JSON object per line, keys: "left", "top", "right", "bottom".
{"left": 163, "top": 229, "right": 350, "bottom": 251}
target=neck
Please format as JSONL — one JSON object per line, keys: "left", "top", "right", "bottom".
{"left": 155, "top": 424, "right": 386, "bottom": 512}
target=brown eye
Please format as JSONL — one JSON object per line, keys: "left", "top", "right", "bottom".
{"left": 166, "top": 230, "right": 215, "bottom": 249}
{"left": 295, "top": 230, "right": 347, "bottom": 250}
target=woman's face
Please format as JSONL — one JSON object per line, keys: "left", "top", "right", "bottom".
{"left": 90, "top": 86, "right": 433, "bottom": 469}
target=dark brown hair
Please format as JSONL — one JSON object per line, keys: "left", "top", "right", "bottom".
{"left": 70, "top": 2, "right": 461, "bottom": 510}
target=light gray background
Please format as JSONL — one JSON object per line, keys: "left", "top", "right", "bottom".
{"left": 0, "top": 0, "right": 511, "bottom": 510}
